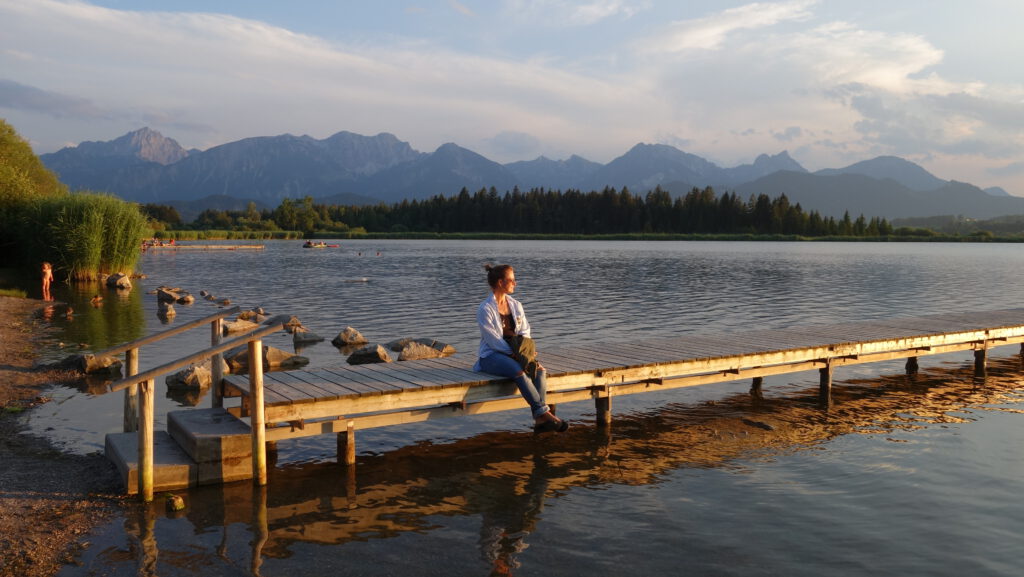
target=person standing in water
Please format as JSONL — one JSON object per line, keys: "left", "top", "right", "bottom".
{"left": 41, "top": 262, "right": 53, "bottom": 301}
{"left": 474, "top": 264, "right": 568, "bottom": 433}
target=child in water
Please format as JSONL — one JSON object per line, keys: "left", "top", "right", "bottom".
{"left": 41, "top": 262, "right": 53, "bottom": 301}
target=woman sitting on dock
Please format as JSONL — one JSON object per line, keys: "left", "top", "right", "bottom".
{"left": 474, "top": 264, "right": 568, "bottom": 433}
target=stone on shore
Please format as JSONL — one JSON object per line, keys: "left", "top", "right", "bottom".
{"left": 398, "top": 341, "right": 456, "bottom": 361}
{"left": 386, "top": 337, "right": 456, "bottom": 357}
{"left": 224, "top": 345, "right": 309, "bottom": 373}
{"left": 158, "top": 301, "right": 176, "bottom": 317}
{"left": 156, "top": 288, "right": 180, "bottom": 303}
{"left": 106, "top": 272, "right": 132, "bottom": 290}
{"left": 165, "top": 357, "right": 230, "bottom": 390}
{"left": 293, "top": 328, "right": 325, "bottom": 344}
{"left": 263, "top": 314, "right": 303, "bottom": 333}
{"left": 332, "top": 326, "right": 368, "bottom": 347}
{"left": 47, "top": 353, "right": 123, "bottom": 376}
{"left": 223, "top": 318, "right": 259, "bottom": 335}
{"left": 347, "top": 344, "right": 392, "bottom": 365}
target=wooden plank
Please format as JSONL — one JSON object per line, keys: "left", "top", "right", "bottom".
{"left": 318, "top": 367, "right": 405, "bottom": 394}
{"left": 267, "top": 371, "right": 342, "bottom": 402}
{"left": 261, "top": 373, "right": 316, "bottom": 405}
{"left": 349, "top": 362, "right": 445, "bottom": 389}
{"left": 532, "top": 350, "right": 598, "bottom": 372}
{"left": 377, "top": 360, "right": 488, "bottom": 387}
{"left": 553, "top": 345, "right": 656, "bottom": 369}
{"left": 283, "top": 370, "right": 369, "bottom": 397}
{"left": 567, "top": 343, "right": 676, "bottom": 367}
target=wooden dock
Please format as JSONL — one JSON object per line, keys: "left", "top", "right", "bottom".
{"left": 144, "top": 244, "right": 265, "bottom": 251}
{"left": 105, "top": 308, "right": 1024, "bottom": 495}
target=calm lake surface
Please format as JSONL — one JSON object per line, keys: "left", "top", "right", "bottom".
{"left": 27, "top": 240, "right": 1024, "bottom": 576}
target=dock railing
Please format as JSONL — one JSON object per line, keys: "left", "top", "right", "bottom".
{"left": 99, "top": 306, "right": 284, "bottom": 502}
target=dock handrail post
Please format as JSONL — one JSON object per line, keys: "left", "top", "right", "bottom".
{"left": 211, "top": 317, "right": 224, "bottom": 408}
{"left": 138, "top": 378, "right": 155, "bottom": 502}
{"left": 249, "top": 339, "right": 267, "bottom": 486}
{"left": 123, "top": 348, "right": 139, "bottom": 432}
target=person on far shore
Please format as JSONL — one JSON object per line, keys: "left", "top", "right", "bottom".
{"left": 41, "top": 262, "right": 53, "bottom": 301}
{"left": 474, "top": 264, "right": 568, "bottom": 433}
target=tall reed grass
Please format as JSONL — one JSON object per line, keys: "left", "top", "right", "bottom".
{"left": 24, "top": 193, "right": 149, "bottom": 281}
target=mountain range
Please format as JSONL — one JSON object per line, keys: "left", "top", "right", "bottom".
{"left": 39, "top": 128, "right": 1023, "bottom": 221}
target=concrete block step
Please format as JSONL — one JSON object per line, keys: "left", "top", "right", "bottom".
{"left": 105, "top": 431, "right": 194, "bottom": 495}
{"left": 167, "top": 407, "right": 253, "bottom": 485}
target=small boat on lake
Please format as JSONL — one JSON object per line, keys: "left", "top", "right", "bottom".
{"left": 302, "top": 241, "right": 340, "bottom": 249}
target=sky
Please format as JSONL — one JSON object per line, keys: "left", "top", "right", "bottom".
{"left": 2, "top": 0, "right": 1023, "bottom": 194}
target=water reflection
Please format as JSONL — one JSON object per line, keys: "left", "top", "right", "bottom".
{"left": 88, "top": 356, "right": 1024, "bottom": 575}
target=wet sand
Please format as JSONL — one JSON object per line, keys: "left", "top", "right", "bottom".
{"left": 0, "top": 296, "right": 127, "bottom": 577}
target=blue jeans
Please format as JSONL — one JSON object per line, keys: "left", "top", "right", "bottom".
{"left": 478, "top": 353, "right": 549, "bottom": 418}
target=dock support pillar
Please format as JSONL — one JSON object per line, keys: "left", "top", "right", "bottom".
{"left": 974, "top": 348, "right": 987, "bottom": 377}
{"left": 338, "top": 421, "right": 356, "bottom": 466}
{"left": 818, "top": 363, "right": 833, "bottom": 408}
{"left": 138, "top": 378, "right": 155, "bottom": 502}
{"left": 595, "top": 395, "right": 612, "bottom": 427}
{"left": 905, "top": 356, "right": 919, "bottom": 375}
{"left": 123, "top": 348, "right": 139, "bottom": 433}
{"left": 750, "top": 377, "right": 764, "bottom": 400}
{"left": 249, "top": 340, "right": 267, "bottom": 486}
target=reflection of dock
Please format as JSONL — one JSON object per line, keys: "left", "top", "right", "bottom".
{"left": 106, "top": 308, "right": 1024, "bottom": 494}
{"left": 144, "top": 244, "right": 265, "bottom": 251}
{"left": 117, "top": 359, "right": 1024, "bottom": 571}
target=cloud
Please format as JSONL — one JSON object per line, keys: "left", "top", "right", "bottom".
{"left": 0, "top": 78, "right": 105, "bottom": 119}
{"left": 772, "top": 126, "right": 803, "bottom": 142}
{"left": 637, "top": 0, "right": 815, "bottom": 54}
{"left": 484, "top": 131, "right": 542, "bottom": 158}
{"left": 501, "top": 0, "right": 646, "bottom": 27}
{"left": 988, "top": 162, "right": 1024, "bottom": 178}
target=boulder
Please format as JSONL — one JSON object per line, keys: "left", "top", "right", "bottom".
{"left": 347, "top": 344, "right": 392, "bottom": 365}
{"left": 165, "top": 363, "right": 211, "bottom": 390}
{"left": 165, "top": 357, "right": 229, "bottom": 390}
{"left": 176, "top": 294, "right": 195, "bottom": 305}
{"left": 158, "top": 301, "right": 176, "bottom": 317}
{"left": 398, "top": 341, "right": 453, "bottom": 361}
{"left": 263, "top": 314, "right": 303, "bottom": 333}
{"left": 223, "top": 319, "right": 259, "bottom": 335}
{"left": 332, "top": 326, "right": 368, "bottom": 347}
{"left": 387, "top": 337, "right": 456, "bottom": 357}
{"left": 156, "top": 288, "right": 178, "bottom": 303}
{"left": 224, "top": 345, "right": 309, "bottom": 373}
{"left": 106, "top": 273, "right": 132, "bottom": 290}
{"left": 293, "top": 328, "right": 325, "bottom": 344}
{"left": 51, "top": 353, "right": 123, "bottom": 376}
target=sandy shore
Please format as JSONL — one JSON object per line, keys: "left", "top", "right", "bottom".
{"left": 0, "top": 296, "right": 127, "bottom": 577}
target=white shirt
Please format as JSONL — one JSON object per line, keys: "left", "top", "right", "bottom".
{"left": 474, "top": 293, "right": 532, "bottom": 369}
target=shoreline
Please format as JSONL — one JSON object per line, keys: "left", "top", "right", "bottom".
{"left": 0, "top": 296, "right": 127, "bottom": 577}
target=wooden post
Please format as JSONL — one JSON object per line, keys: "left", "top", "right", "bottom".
{"left": 595, "top": 395, "right": 612, "bottom": 427}
{"left": 974, "top": 347, "right": 987, "bottom": 377}
{"left": 344, "top": 421, "right": 356, "bottom": 466}
{"left": 818, "top": 362, "right": 833, "bottom": 408}
{"left": 750, "top": 376, "right": 764, "bottom": 400}
{"left": 249, "top": 340, "right": 267, "bottom": 486}
{"left": 123, "top": 348, "right": 139, "bottom": 432}
{"left": 905, "top": 356, "right": 919, "bottom": 375}
{"left": 138, "top": 378, "right": 155, "bottom": 502}
{"left": 211, "top": 318, "right": 224, "bottom": 408}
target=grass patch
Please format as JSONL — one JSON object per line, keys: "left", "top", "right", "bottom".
{"left": 0, "top": 288, "right": 27, "bottom": 298}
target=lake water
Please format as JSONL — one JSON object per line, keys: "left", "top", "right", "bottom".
{"left": 26, "top": 240, "right": 1024, "bottom": 576}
